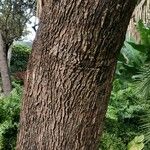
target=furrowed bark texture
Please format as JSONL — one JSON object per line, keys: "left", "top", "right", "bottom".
{"left": 17, "top": 0, "right": 136, "bottom": 149}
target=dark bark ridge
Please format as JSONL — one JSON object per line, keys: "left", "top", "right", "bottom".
{"left": 17, "top": 0, "right": 137, "bottom": 150}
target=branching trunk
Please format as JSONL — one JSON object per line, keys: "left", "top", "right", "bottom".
{"left": 17, "top": 0, "right": 137, "bottom": 149}
{"left": 0, "top": 32, "right": 12, "bottom": 96}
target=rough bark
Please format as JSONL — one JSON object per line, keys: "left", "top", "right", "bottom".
{"left": 17, "top": 0, "right": 136, "bottom": 150}
{"left": 0, "top": 31, "right": 12, "bottom": 96}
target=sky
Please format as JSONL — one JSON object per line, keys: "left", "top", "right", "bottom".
{"left": 23, "top": 16, "right": 39, "bottom": 41}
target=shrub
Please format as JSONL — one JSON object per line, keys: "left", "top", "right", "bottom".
{"left": 11, "top": 44, "right": 31, "bottom": 73}
{"left": 0, "top": 83, "right": 22, "bottom": 150}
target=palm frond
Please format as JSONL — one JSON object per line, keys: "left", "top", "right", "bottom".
{"left": 137, "top": 66, "right": 150, "bottom": 100}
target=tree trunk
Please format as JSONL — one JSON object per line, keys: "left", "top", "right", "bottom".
{"left": 17, "top": 0, "right": 136, "bottom": 149}
{"left": 128, "top": 0, "right": 150, "bottom": 42}
{"left": 7, "top": 45, "right": 12, "bottom": 68}
{"left": 0, "top": 31, "right": 12, "bottom": 96}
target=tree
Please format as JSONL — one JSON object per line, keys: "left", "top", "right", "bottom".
{"left": 0, "top": 31, "right": 11, "bottom": 95}
{"left": 0, "top": 0, "right": 35, "bottom": 95}
{"left": 17, "top": 0, "right": 137, "bottom": 149}
{"left": 0, "top": 0, "right": 35, "bottom": 53}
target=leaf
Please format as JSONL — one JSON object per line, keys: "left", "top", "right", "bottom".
{"left": 127, "top": 42, "right": 146, "bottom": 53}
{"left": 134, "top": 135, "right": 144, "bottom": 143}
{"left": 127, "top": 135, "right": 144, "bottom": 150}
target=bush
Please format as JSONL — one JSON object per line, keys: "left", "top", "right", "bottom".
{"left": 0, "top": 83, "right": 22, "bottom": 150}
{"left": 99, "top": 79, "right": 147, "bottom": 150}
{"left": 11, "top": 44, "right": 31, "bottom": 73}
{"left": 100, "top": 131, "right": 126, "bottom": 150}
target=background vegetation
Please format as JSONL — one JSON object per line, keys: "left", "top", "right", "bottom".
{"left": 100, "top": 21, "right": 150, "bottom": 150}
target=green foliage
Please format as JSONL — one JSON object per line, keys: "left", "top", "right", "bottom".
{"left": 100, "top": 132, "right": 126, "bottom": 150}
{"left": 127, "top": 21, "right": 150, "bottom": 62}
{"left": 137, "top": 66, "right": 150, "bottom": 100}
{"left": 11, "top": 44, "right": 31, "bottom": 73}
{"left": 0, "top": 0, "right": 35, "bottom": 47}
{"left": 110, "top": 81, "right": 145, "bottom": 120}
{"left": 0, "top": 83, "right": 22, "bottom": 150}
{"left": 137, "top": 20, "right": 150, "bottom": 48}
{"left": 140, "top": 111, "right": 150, "bottom": 144}
{"left": 100, "top": 21, "right": 150, "bottom": 150}
{"left": 100, "top": 80, "right": 145, "bottom": 150}
{"left": 116, "top": 40, "right": 144, "bottom": 82}
{"left": 128, "top": 21, "right": 150, "bottom": 146}
{"left": 127, "top": 135, "right": 144, "bottom": 150}
{"left": 116, "top": 21, "right": 150, "bottom": 84}
{"left": 133, "top": 22, "right": 150, "bottom": 100}
{"left": 0, "top": 43, "right": 28, "bottom": 149}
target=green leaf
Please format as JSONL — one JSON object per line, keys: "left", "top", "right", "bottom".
{"left": 127, "top": 135, "right": 144, "bottom": 150}
{"left": 127, "top": 42, "right": 146, "bottom": 53}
